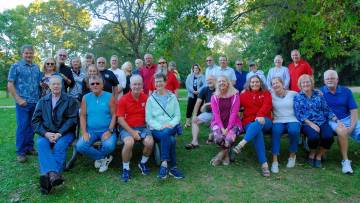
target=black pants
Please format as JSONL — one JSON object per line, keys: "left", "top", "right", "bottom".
{"left": 186, "top": 96, "right": 198, "bottom": 118}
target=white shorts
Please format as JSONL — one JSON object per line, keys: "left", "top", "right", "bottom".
{"left": 329, "top": 115, "right": 360, "bottom": 142}
{"left": 197, "top": 112, "right": 213, "bottom": 123}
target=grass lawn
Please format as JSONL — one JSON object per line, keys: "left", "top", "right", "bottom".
{"left": 1, "top": 90, "right": 360, "bottom": 202}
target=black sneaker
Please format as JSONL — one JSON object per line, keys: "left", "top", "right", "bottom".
{"left": 40, "top": 175, "right": 52, "bottom": 195}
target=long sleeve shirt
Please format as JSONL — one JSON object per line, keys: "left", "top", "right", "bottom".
{"left": 240, "top": 90, "right": 272, "bottom": 127}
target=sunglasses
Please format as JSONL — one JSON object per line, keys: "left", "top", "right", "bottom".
{"left": 90, "top": 82, "right": 100, "bottom": 86}
{"left": 158, "top": 62, "right": 166, "bottom": 64}
{"left": 206, "top": 60, "right": 212, "bottom": 62}
{"left": 59, "top": 54, "right": 67, "bottom": 57}
{"left": 46, "top": 63, "right": 55, "bottom": 65}
{"left": 236, "top": 63, "right": 243, "bottom": 65}
{"left": 98, "top": 62, "right": 105, "bottom": 64}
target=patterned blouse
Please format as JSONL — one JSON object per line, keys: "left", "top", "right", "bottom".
{"left": 294, "top": 90, "right": 335, "bottom": 126}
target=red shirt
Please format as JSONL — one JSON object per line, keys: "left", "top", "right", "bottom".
{"left": 240, "top": 90, "right": 272, "bottom": 127}
{"left": 149, "top": 71, "right": 180, "bottom": 93}
{"left": 288, "top": 59, "right": 313, "bottom": 92}
{"left": 116, "top": 91, "right": 148, "bottom": 127}
{"left": 139, "top": 64, "right": 157, "bottom": 94}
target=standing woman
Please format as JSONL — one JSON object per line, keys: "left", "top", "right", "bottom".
{"left": 266, "top": 55, "right": 290, "bottom": 90}
{"left": 233, "top": 75, "right": 272, "bottom": 177}
{"left": 209, "top": 75, "right": 242, "bottom": 166}
{"left": 69, "top": 57, "right": 86, "bottom": 101}
{"left": 40, "top": 57, "right": 63, "bottom": 97}
{"left": 146, "top": 73, "right": 184, "bottom": 180}
{"left": 121, "top": 61, "right": 133, "bottom": 94}
{"left": 270, "top": 77, "right": 300, "bottom": 173}
{"left": 294, "top": 74, "right": 338, "bottom": 168}
{"left": 184, "top": 64, "right": 205, "bottom": 128}
{"left": 81, "top": 64, "right": 100, "bottom": 99}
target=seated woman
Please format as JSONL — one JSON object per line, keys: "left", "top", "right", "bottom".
{"left": 270, "top": 77, "right": 300, "bottom": 173}
{"left": 209, "top": 75, "right": 242, "bottom": 166}
{"left": 294, "top": 74, "right": 339, "bottom": 168}
{"left": 233, "top": 75, "right": 272, "bottom": 177}
{"left": 146, "top": 73, "right": 184, "bottom": 180}
{"left": 76, "top": 75, "right": 117, "bottom": 173}
{"left": 32, "top": 75, "right": 78, "bottom": 194}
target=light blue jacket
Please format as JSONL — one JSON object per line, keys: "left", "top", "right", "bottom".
{"left": 185, "top": 73, "right": 205, "bottom": 98}
{"left": 146, "top": 91, "right": 181, "bottom": 130}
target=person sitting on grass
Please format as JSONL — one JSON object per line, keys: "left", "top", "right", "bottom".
{"left": 233, "top": 75, "right": 272, "bottom": 177}
{"left": 76, "top": 75, "right": 117, "bottom": 173}
{"left": 117, "top": 75, "right": 154, "bottom": 182}
{"left": 145, "top": 73, "right": 184, "bottom": 180}
{"left": 209, "top": 75, "right": 242, "bottom": 166}
{"left": 294, "top": 74, "right": 339, "bottom": 168}
{"left": 270, "top": 77, "right": 300, "bottom": 173}
{"left": 32, "top": 75, "right": 78, "bottom": 194}
{"left": 185, "top": 75, "right": 216, "bottom": 150}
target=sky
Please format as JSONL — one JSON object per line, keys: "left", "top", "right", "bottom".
{"left": 0, "top": 0, "right": 34, "bottom": 12}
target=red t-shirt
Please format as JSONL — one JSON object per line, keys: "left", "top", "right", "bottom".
{"left": 139, "top": 64, "right": 157, "bottom": 94}
{"left": 116, "top": 92, "right": 148, "bottom": 127}
{"left": 149, "top": 71, "right": 180, "bottom": 93}
{"left": 288, "top": 59, "right": 313, "bottom": 92}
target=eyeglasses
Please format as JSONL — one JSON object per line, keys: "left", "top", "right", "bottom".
{"left": 90, "top": 82, "right": 100, "bottom": 86}
{"left": 236, "top": 63, "right": 243, "bottom": 65}
{"left": 158, "top": 62, "right": 166, "bottom": 64}
{"left": 46, "top": 63, "right": 55, "bottom": 65}
{"left": 98, "top": 62, "right": 105, "bottom": 64}
{"left": 206, "top": 60, "right": 212, "bottom": 62}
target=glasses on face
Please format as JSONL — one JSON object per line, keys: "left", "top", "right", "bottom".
{"left": 236, "top": 63, "right": 243, "bottom": 66}
{"left": 98, "top": 61, "right": 105, "bottom": 64}
{"left": 206, "top": 59, "right": 212, "bottom": 62}
{"left": 46, "top": 63, "right": 55, "bottom": 65}
{"left": 158, "top": 62, "right": 166, "bottom": 65}
{"left": 59, "top": 54, "right": 67, "bottom": 58}
{"left": 90, "top": 82, "right": 100, "bottom": 86}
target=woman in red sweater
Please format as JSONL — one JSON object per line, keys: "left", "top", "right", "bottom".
{"left": 233, "top": 75, "right": 273, "bottom": 176}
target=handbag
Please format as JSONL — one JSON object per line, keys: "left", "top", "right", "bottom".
{"left": 151, "top": 94, "right": 183, "bottom": 136}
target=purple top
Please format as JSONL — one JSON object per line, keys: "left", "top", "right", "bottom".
{"left": 219, "top": 97, "right": 232, "bottom": 128}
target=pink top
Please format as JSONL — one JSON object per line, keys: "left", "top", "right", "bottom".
{"left": 210, "top": 93, "right": 242, "bottom": 131}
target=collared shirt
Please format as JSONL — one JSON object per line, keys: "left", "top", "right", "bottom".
{"left": 294, "top": 90, "right": 335, "bottom": 126}
{"left": 320, "top": 85, "right": 358, "bottom": 119}
{"left": 246, "top": 70, "right": 267, "bottom": 87}
{"left": 116, "top": 91, "right": 148, "bottom": 127}
{"left": 8, "top": 59, "right": 42, "bottom": 103}
{"left": 205, "top": 65, "right": 220, "bottom": 80}
{"left": 139, "top": 64, "right": 157, "bottom": 94}
{"left": 288, "top": 59, "right": 313, "bottom": 92}
{"left": 235, "top": 70, "right": 248, "bottom": 92}
{"left": 215, "top": 66, "right": 237, "bottom": 82}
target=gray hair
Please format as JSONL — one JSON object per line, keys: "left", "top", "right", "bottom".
{"left": 89, "top": 75, "right": 104, "bottom": 84}
{"left": 20, "top": 45, "right": 34, "bottom": 54}
{"left": 71, "top": 57, "right": 82, "bottom": 66}
{"left": 274, "top": 55, "right": 283, "bottom": 62}
{"left": 49, "top": 75, "right": 63, "bottom": 85}
{"left": 56, "top": 49, "right": 67, "bottom": 56}
{"left": 110, "top": 55, "right": 118, "bottom": 60}
{"left": 324, "top": 69, "right": 338, "bottom": 80}
{"left": 135, "top": 59, "right": 143, "bottom": 65}
{"left": 121, "top": 61, "right": 132, "bottom": 71}
{"left": 130, "top": 74, "right": 143, "bottom": 84}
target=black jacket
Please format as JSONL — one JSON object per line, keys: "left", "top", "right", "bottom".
{"left": 59, "top": 64, "right": 75, "bottom": 92}
{"left": 32, "top": 93, "right": 78, "bottom": 136}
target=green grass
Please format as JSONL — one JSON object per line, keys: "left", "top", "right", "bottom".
{"left": 1, "top": 91, "right": 360, "bottom": 202}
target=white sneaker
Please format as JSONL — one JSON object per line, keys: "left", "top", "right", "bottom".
{"left": 271, "top": 162, "right": 279, "bottom": 173}
{"left": 99, "top": 155, "right": 113, "bottom": 173}
{"left": 341, "top": 160, "right": 353, "bottom": 174}
{"left": 94, "top": 160, "right": 102, "bottom": 169}
{"left": 286, "top": 157, "right": 296, "bottom": 168}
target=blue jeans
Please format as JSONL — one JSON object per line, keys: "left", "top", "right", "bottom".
{"left": 15, "top": 103, "right": 36, "bottom": 155}
{"left": 151, "top": 127, "right": 177, "bottom": 168}
{"left": 271, "top": 122, "right": 300, "bottom": 155}
{"left": 302, "top": 123, "right": 334, "bottom": 150}
{"left": 244, "top": 118, "right": 272, "bottom": 164}
{"left": 37, "top": 132, "right": 74, "bottom": 175}
{"left": 76, "top": 130, "right": 117, "bottom": 160}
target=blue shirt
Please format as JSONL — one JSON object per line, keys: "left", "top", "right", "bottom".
{"left": 320, "top": 85, "right": 358, "bottom": 119}
{"left": 85, "top": 91, "right": 112, "bottom": 132}
{"left": 294, "top": 90, "right": 335, "bottom": 126}
{"left": 235, "top": 70, "right": 248, "bottom": 92}
{"left": 7, "top": 59, "right": 42, "bottom": 103}
{"left": 266, "top": 66, "right": 290, "bottom": 90}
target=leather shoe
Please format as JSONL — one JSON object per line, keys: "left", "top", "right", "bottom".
{"left": 48, "top": 172, "right": 64, "bottom": 187}
{"left": 40, "top": 175, "right": 52, "bottom": 195}
{"left": 26, "top": 149, "right": 38, "bottom": 156}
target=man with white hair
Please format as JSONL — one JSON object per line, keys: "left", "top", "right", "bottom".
{"left": 56, "top": 49, "right": 75, "bottom": 92}
{"left": 139, "top": 53, "right": 157, "bottom": 94}
{"left": 133, "top": 59, "right": 143, "bottom": 75}
{"left": 321, "top": 69, "right": 360, "bottom": 174}
{"left": 117, "top": 75, "right": 154, "bottom": 182}
{"left": 108, "top": 55, "right": 126, "bottom": 96}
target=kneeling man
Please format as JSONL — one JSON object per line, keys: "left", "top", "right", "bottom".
{"left": 32, "top": 75, "right": 78, "bottom": 194}
{"left": 117, "top": 75, "right": 154, "bottom": 182}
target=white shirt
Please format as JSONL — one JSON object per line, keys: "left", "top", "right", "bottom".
{"left": 205, "top": 65, "right": 220, "bottom": 79}
{"left": 215, "top": 66, "right": 237, "bottom": 82}
{"left": 108, "top": 68, "right": 126, "bottom": 88}
{"left": 271, "top": 90, "right": 299, "bottom": 123}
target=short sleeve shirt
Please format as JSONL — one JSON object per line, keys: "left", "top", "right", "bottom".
{"left": 100, "top": 69, "right": 119, "bottom": 93}
{"left": 215, "top": 67, "right": 237, "bottom": 81}
{"left": 8, "top": 60, "right": 42, "bottom": 103}
{"left": 116, "top": 92, "right": 148, "bottom": 127}
{"left": 199, "top": 86, "right": 215, "bottom": 103}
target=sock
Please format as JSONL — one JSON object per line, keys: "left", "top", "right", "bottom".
{"left": 123, "top": 162, "right": 130, "bottom": 170}
{"left": 161, "top": 161, "right": 168, "bottom": 168}
{"left": 140, "top": 155, "right": 149, "bottom": 164}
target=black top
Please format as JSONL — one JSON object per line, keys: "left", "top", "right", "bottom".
{"left": 198, "top": 86, "right": 215, "bottom": 103}
{"left": 99, "top": 69, "right": 119, "bottom": 93}
{"left": 123, "top": 74, "right": 131, "bottom": 94}
{"left": 59, "top": 64, "right": 75, "bottom": 92}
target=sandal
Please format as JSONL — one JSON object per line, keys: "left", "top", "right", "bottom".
{"left": 210, "top": 157, "right": 221, "bottom": 166}
{"left": 206, "top": 139, "right": 214, "bottom": 145}
{"left": 233, "top": 143, "right": 243, "bottom": 154}
{"left": 262, "top": 167, "right": 271, "bottom": 177}
{"left": 185, "top": 143, "right": 200, "bottom": 150}
{"left": 184, "top": 122, "right": 191, "bottom": 128}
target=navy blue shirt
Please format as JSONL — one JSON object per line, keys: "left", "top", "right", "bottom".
{"left": 235, "top": 70, "right": 248, "bottom": 92}
{"left": 320, "top": 85, "right": 358, "bottom": 119}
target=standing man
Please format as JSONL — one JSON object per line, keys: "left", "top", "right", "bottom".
{"left": 215, "top": 55, "right": 237, "bottom": 84}
{"left": 7, "top": 45, "right": 42, "bottom": 162}
{"left": 133, "top": 59, "right": 144, "bottom": 75}
{"left": 246, "top": 60, "right": 267, "bottom": 86}
{"left": 139, "top": 54, "right": 157, "bottom": 94}
{"left": 234, "top": 59, "right": 248, "bottom": 92}
{"left": 288, "top": 49, "right": 313, "bottom": 92}
{"left": 96, "top": 57, "right": 119, "bottom": 94}
{"left": 205, "top": 56, "right": 219, "bottom": 80}
{"left": 56, "top": 49, "right": 75, "bottom": 92}
{"left": 321, "top": 70, "right": 360, "bottom": 174}
{"left": 117, "top": 75, "right": 154, "bottom": 182}
{"left": 108, "top": 55, "right": 126, "bottom": 96}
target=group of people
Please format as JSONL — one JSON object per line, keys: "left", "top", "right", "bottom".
{"left": 7, "top": 44, "right": 360, "bottom": 195}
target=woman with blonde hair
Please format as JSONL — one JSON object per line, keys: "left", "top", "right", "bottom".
{"left": 121, "top": 61, "right": 133, "bottom": 94}
{"left": 40, "top": 57, "right": 63, "bottom": 97}
{"left": 210, "top": 75, "right": 242, "bottom": 166}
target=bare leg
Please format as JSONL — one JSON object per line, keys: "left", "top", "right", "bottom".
{"left": 142, "top": 136, "right": 154, "bottom": 157}
{"left": 122, "top": 137, "right": 134, "bottom": 163}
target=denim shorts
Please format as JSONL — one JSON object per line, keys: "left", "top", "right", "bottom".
{"left": 119, "top": 126, "right": 152, "bottom": 142}
{"left": 329, "top": 116, "right": 360, "bottom": 142}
